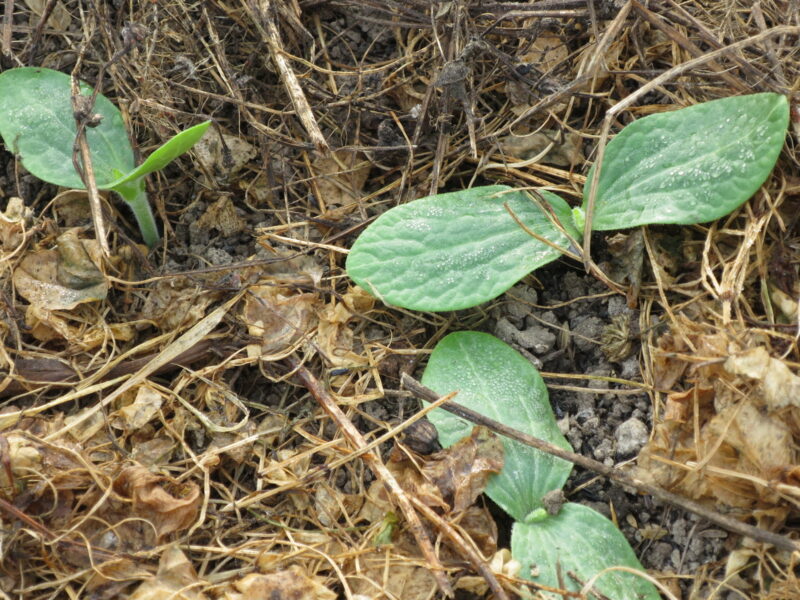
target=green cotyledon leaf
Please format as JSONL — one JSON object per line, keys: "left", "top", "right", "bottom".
{"left": 584, "top": 93, "right": 789, "bottom": 230}
{"left": 0, "top": 67, "right": 134, "bottom": 188}
{"left": 346, "top": 185, "right": 579, "bottom": 312}
{"left": 421, "top": 331, "right": 573, "bottom": 521}
{"left": 106, "top": 121, "right": 211, "bottom": 188}
{"left": 512, "top": 503, "right": 661, "bottom": 600}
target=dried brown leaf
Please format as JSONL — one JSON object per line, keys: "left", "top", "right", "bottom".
{"left": 0, "top": 197, "right": 32, "bottom": 251}
{"left": 386, "top": 426, "right": 503, "bottom": 512}
{"left": 350, "top": 564, "right": 438, "bottom": 600}
{"left": 24, "top": 0, "right": 71, "bottom": 30}
{"left": 110, "top": 385, "right": 165, "bottom": 432}
{"left": 194, "top": 128, "right": 256, "bottom": 177}
{"left": 140, "top": 278, "right": 224, "bottom": 331}
{"left": 725, "top": 347, "right": 800, "bottom": 410}
{"left": 14, "top": 229, "right": 107, "bottom": 310}
{"left": 498, "top": 130, "right": 583, "bottom": 167}
{"left": 129, "top": 547, "right": 208, "bottom": 600}
{"left": 315, "top": 287, "right": 374, "bottom": 368}
{"left": 0, "top": 432, "right": 42, "bottom": 489}
{"left": 314, "top": 150, "right": 370, "bottom": 211}
{"left": 227, "top": 565, "right": 335, "bottom": 600}
{"left": 113, "top": 465, "right": 201, "bottom": 538}
{"left": 426, "top": 426, "right": 504, "bottom": 512}
{"left": 606, "top": 229, "right": 644, "bottom": 307}
{"left": 313, "top": 485, "right": 364, "bottom": 528}
{"left": 130, "top": 436, "right": 176, "bottom": 467}
{"left": 243, "top": 286, "right": 318, "bottom": 356}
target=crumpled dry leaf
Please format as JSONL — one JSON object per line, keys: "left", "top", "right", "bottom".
{"left": 506, "top": 33, "right": 569, "bottom": 110}
{"left": 64, "top": 408, "right": 106, "bottom": 443}
{"left": 130, "top": 436, "right": 176, "bottom": 467}
{"left": 706, "top": 402, "right": 793, "bottom": 506}
{"left": 725, "top": 347, "right": 800, "bottom": 410}
{"left": 207, "top": 413, "right": 285, "bottom": 465}
{"left": 249, "top": 244, "right": 324, "bottom": 287}
{"left": 129, "top": 546, "right": 209, "bottom": 600}
{"left": 606, "top": 229, "right": 644, "bottom": 308}
{"left": 243, "top": 285, "right": 318, "bottom": 357}
{"left": 110, "top": 385, "right": 165, "bottom": 432}
{"left": 498, "top": 130, "right": 583, "bottom": 167}
{"left": 640, "top": 385, "right": 795, "bottom": 509}
{"left": 639, "top": 321, "right": 800, "bottom": 512}
{"left": 194, "top": 195, "right": 246, "bottom": 238}
{"left": 425, "top": 426, "right": 504, "bottom": 512}
{"left": 260, "top": 448, "right": 312, "bottom": 511}
{"left": 770, "top": 285, "right": 797, "bottom": 321}
{"left": 0, "top": 432, "right": 42, "bottom": 488}
{"left": 140, "top": 277, "right": 225, "bottom": 331}
{"left": 386, "top": 426, "right": 503, "bottom": 512}
{"left": 194, "top": 127, "right": 256, "bottom": 177}
{"left": 113, "top": 465, "right": 201, "bottom": 538}
{"left": 650, "top": 331, "right": 689, "bottom": 391}
{"left": 14, "top": 229, "right": 107, "bottom": 310}
{"left": 314, "top": 150, "right": 370, "bottom": 212}
{"left": 52, "top": 189, "right": 95, "bottom": 227}
{"left": 24, "top": 0, "right": 71, "bottom": 30}
{"left": 456, "top": 546, "right": 520, "bottom": 597}
{"left": 316, "top": 287, "right": 375, "bottom": 368}
{"left": 23, "top": 303, "right": 134, "bottom": 347}
{"left": 349, "top": 564, "right": 438, "bottom": 600}
{"left": 314, "top": 485, "right": 364, "bottom": 528}
{"left": 0, "top": 197, "right": 32, "bottom": 251}
{"left": 662, "top": 386, "right": 713, "bottom": 424}
{"left": 226, "top": 565, "right": 335, "bottom": 600}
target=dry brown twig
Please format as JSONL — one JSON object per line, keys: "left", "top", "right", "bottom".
{"left": 70, "top": 42, "right": 111, "bottom": 257}
{"left": 288, "top": 358, "right": 459, "bottom": 597}
{"left": 401, "top": 373, "right": 800, "bottom": 555}
{"left": 247, "top": 0, "right": 330, "bottom": 155}
{"left": 290, "top": 357, "right": 515, "bottom": 600}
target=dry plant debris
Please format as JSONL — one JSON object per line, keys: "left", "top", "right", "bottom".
{"left": 0, "top": 0, "right": 798, "bottom": 598}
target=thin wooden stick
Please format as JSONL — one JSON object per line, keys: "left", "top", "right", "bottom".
{"left": 289, "top": 358, "right": 455, "bottom": 597}
{"left": 1, "top": 0, "right": 13, "bottom": 56}
{"left": 409, "top": 497, "right": 511, "bottom": 600}
{"left": 70, "top": 60, "right": 111, "bottom": 257}
{"left": 249, "top": 0, "right": 329, "bottom": 155}
{"left": 401, "top": 373, "right": 800, "bottom": 554}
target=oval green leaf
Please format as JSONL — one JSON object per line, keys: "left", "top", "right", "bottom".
{"left": 584, "top": 93, "right": 789, "bottom": 230}
{"left": 346, "top": 185, "right": 578, "bottom": 311}
{"left": 421, "top": 331, "right": 573, "bottom": 521}
{"left": 512, "top": 503, "right": 660, "bottom": 600}
{"left": 0, "top": 67, "right": 134, "bottom": 188}
{"left": 108, "top": 121, "right": 212, "bottom": 187}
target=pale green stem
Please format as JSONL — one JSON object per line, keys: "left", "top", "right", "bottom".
{"left": 111, "top": 178, "right": 160, "bottom": 248}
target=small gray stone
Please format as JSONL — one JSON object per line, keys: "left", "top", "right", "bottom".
{"left": 592, "top": 438, "right": 613, "bottom": 461}
{"left": 571, "top": 316, "right": 604, "bottom": 351}
{"left": 506, "top": 284, "right": 537, "bottom": 320}
{"left": 504, "top": 303, "right": 527, "bottom": 327}
{"left": 205, "top": 247, "right": 233, "bottom": 265}
{"left": 619, "top": 355, "right": 640, "bottom": 379}
{"left": 494, "top": 317, "right": 519, "bottom": 346}
{"left": 562, "top": 271, "right": 587, "bottom": 299}
{"left": 615, "top": 417, "right": 649, "bottom": 457}
{"left": 516, "top": 325, "right": 556, "bottom": 354}
{"left": 606, "top": 295, "right": 628, "bottom": 318}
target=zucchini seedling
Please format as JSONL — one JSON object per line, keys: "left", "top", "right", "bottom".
{"left": 0, "top": 67, "right": 211, "bottom": 247}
